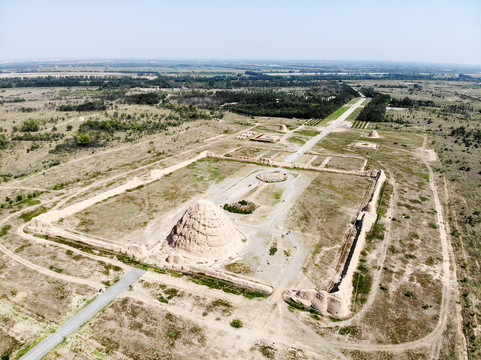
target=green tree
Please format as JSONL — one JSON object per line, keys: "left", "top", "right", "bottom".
{"left": 0, "top": 134, "right": 7, "bottom": 149}
{"left": 21, "top": 118, "right": 40, "bottom": 132}
{"left": 76, "top": 133, "right": 92, "bottom": 146}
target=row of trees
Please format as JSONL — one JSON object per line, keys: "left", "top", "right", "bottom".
{"left": 11, "top": 132, "right": 63, "bottom": 141}
{"left": 58, "top": 100, "right": 107, "bottom": 112}
{"left": 78, "top": 119, "right": 168, "bottom": 134}
{"left": 124, "top": 92, "right": 165, "bottom": 105}
{"left": 389, "top": 97, "right": 435, "bottom": 108}
{"left": 57, "top": 92, "right": 164, "bottom": 112}
{"left": 357, "top": 88, "right": 391, "bottom": 122}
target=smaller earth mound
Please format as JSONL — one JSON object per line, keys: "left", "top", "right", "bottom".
{"left": 367, "top": 130, "right": 379, "bottom": 138}
{"left": 256, "top": 171, "right": 287, "bottom": 183}
{"left": 279, "top": 124, "right": 288, "bottom": 132}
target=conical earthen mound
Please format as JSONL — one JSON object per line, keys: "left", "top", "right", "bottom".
{"left": 168, "top": 200, "right": 244, "bottom": 258}
{"left": 368, "top": 130, "right": 379, "bottom": 138}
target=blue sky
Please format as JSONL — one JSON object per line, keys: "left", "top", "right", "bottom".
{"left": 1, "top": 0, "right": 480, "bottom": 65}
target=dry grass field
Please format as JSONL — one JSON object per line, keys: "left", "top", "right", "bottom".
{"left": 65, "top": 159, "right": 250, "bottom": 243}
{"left": 1, "top": 73, "right": 480, "bottom": 359}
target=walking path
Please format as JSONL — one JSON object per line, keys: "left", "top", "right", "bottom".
{"left": 19, "top": 268, "right": 146, "bottom": 360}
{"left": 284, "top": 97, "right": 365, "bottom": 163}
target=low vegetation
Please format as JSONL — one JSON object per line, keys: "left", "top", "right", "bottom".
{"left": 223, "top": 200, "right": 257, "bottom": 214}
{"left": 230, "top": 319, "right": 243, "bottom": 328}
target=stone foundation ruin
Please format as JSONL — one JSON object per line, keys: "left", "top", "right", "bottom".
{"left": 353, "top": 141, "right": 378, "bottom": 150}
{"left": 256, "top": 171, "right": 288, "bottom": 183}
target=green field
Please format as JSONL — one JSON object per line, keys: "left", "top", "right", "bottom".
{"left": 347, "top": 97, "right": 362, "bottom": 105}
{"left": 304, "top": 106, "right": 350, "bottom": 126}
{"left": 324, "top": 106, "right": 350, "bottom": 121}
{"left": 346, "top": 107, "right": 362, "bottom": 122}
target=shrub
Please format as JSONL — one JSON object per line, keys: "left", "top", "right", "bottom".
{"left": 0, "top": 134, "right": 7, "bottom": 149}
{"left": 21, "top": 118, "right": 39, "bottom": 132}
{"left": 76, "top": 133, "right": 92, "bottom": 146}
{"left": 230, "top": 319, "right": 243, "bottom": 328}
{"left": 223, "top": 200, "right": 256, "bottom": 214}
{"left": 167, "top": 329, "right": 180, "bottom": 339}
{"left": 269, "top": 245, "right": 278, "bottom": 256}
{"left": 0, "top": 225, "right": 11, "bottom": 236}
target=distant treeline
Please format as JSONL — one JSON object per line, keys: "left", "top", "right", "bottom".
{"left": 11, "top": 132, "right": 64, "bottom": 141}
{"left": 58, "top": 100, "right": 107, "bottom": 112}
{"left": 376, "top": 84, "right": 409, "bottom": 89}
{"left": 389, "top": 97, "right": 435, "bottom": 108}
{"left": 78, "top": 119, "right": 168, "bottom": 134}
{"left": 1, "top": 72, "right": 478, "bottom": 89}
{"left": 57, "top": 93, "right": 165, "bottom": 112}
{"left": 124, "top": 92, "right": 165, "bottom": 105}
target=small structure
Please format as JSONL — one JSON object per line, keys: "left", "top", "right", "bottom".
{"left": 279, "top": 124, "right": 288, "bottom": 132}
{"left": 78, "top": 116, "right": 85, "bottom": 121}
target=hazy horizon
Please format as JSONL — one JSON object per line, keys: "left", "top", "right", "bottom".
{"left": 1, "top": 0, "right": 480, "bottom": 66}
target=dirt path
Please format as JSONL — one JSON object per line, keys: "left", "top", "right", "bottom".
{"left": 126, "top": 289, "right": 349, "bottom": 359}
{"left": 319, "top": 170, "right": 398, "bottom": 329}
{"left": 1, "top": 123, "right": 257, "bottom": 190}
{"left": 17, "top": 223, "right": 130, "bottom": 270}
{"left": 0, "top": 186, "right": 55, "bottom": 192}
{"left": 322, "top": 158, "right": 455, "bottom": 353}
{"left": 284, "top": 97, "right": 365, "bottom": 163}
{"left": 442, "top": 175, "right": 468, "bottom": 359}
{"left": 0, "top": 202, "right": 128, "bottom": 290}
{"left": 38, "top": 113, "right": 91, "bottom": 134}
{"left": 0, "top": 241, "right": 102, "bottom": 288}
{"left": 273, "top": 148, "right": 460, "bottom": 356}
{"left": 0, "top": 116, "right": 465, "bottom": 357}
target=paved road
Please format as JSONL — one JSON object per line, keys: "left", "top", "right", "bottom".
{"left": 283, "top": 97, "right": 365, "bottom": 163}
{"left": 20, "top": 268, "right": 146, "bottom": 360}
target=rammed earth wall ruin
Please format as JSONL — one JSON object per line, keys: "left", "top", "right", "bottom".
{"left": 26, "top": 151, "right": 382, "bottom": 309}
{"left": 283, "top": 170, "right": 386, "bottom": 318}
